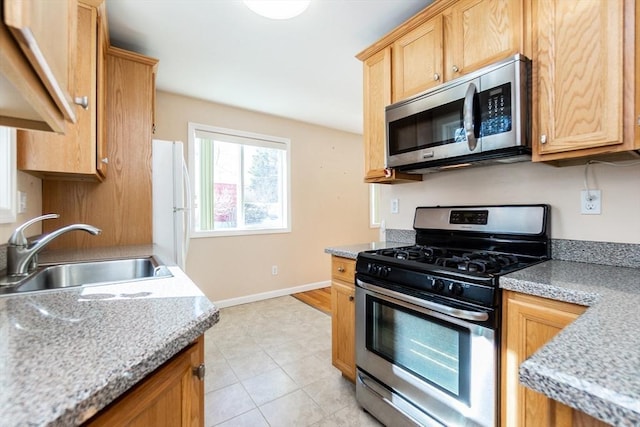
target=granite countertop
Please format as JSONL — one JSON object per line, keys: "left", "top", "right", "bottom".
{"left": 0, "top": 246, "right": 219, "bottom": 426}
{"left": 501, "top": 260, "right": 640, "bottom": 425}
{"left": 324, "top": 241, "right": 408, "bottom": 259}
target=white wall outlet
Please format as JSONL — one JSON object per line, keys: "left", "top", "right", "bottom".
{"left": 581, "top": 190, "right": 601, "bottom": 215}
{"left": 391, "top": 198, "right": 399, "bottom": 214}
{"left": 271, "top": 265, "right": 278, "bottom": 275}
{"left": 18, "top": 191, "right": 27, "bottom": 214}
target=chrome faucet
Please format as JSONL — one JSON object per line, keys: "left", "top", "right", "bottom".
{"left": 6, "top": 214, "right": 102, "bottom": 276}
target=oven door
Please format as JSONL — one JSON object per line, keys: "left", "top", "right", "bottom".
{"left": 355, "top": 279, "right": 497, "bottom": 427}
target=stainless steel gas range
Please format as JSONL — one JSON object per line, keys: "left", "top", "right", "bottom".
{"left": 355, "top": 205, "right": 550, "bottom": 427}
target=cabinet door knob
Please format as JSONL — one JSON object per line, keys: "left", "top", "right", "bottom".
{"left": 349, "top": 295, "right": 354, "bottom": 302}
{"left": 433, "top": 73, "right": 440, "bottom": 81}
{"left": 337, "top": 266, "right": 345, "bottom": 272}
{"left": 193, "top": 363, "right": 206, "bottom": 381}
{"left": 452, "top": 65, "right": 459, "bottom": 73}
{"left": 74, "top": 96, "right": 89, "bottom": 110}
{"left": 540, "top": 134, "right": 547, "bottom": 144}
{"left": 101, "top": 157, "right": 109, "bottom": 164}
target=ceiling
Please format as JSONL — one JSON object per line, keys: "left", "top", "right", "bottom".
{"left": 106, "top": 0, "right": 432, "bottom": 134}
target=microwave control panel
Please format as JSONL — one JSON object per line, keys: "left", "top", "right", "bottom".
{"left": 479, "top": 82, "right": 512, "bottom": 137}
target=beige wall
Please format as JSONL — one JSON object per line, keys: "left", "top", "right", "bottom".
{"left": 155, "top": 91, "right": 377, "bottom": 303}
{"left": 0, "top": 171, "right": 43, "bottom": 242}
{"left": 380, "top": 160, "right": 640, "bottom": 244}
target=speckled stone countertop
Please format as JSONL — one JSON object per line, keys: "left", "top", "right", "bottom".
{"left": 501, "top": 260, "right": 640, "bottom": 425}
{"left": 324, "top": 241, "right": 408, "bottom": 259}
{"left": 0, "top": 245, "right": 219, "bottom": 426}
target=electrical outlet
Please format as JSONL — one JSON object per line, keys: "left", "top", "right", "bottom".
{"left": 391, "top": 198, "right": 399, "bottom": 214}
{"left": 581, "top": 190, "right": 601, "bottom": 215}
{"left": 271, "top": 265, "right": 278, "bottom": 275}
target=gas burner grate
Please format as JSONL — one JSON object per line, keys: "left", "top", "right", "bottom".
{"left": 435, "top": 252, "right": 520, "bottom": 274}
{"left": 377, "top": 246, "right": 448, "bottom": 263}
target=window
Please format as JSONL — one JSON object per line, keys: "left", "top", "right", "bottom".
{"left": 188, "top": 123, "right": 290, "bottom": 237}
{"left": 0, "top": 126, "right": 16, "bottom": 224}
{"left": 370, "top": 184, "right": 381, "bottom": 228}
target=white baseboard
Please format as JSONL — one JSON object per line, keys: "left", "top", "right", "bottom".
{"left": 213, "top": 280, "right": 331, "bottom": 308}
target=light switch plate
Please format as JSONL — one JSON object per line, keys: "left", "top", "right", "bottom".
{"left": 391, "top": 199, "right": 399, "bottom": 214}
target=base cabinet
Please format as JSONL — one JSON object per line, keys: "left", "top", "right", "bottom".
{"left": 330, "top": 256, "right": 356, "bottom": 382}
{"left": 501, "top": 291, "right": 608, "bottom": 427}
{"left": 85, "top": 336, "right": 205, "bottom": 427}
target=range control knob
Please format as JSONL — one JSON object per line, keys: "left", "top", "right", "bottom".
{"left": 367, "top": 263, "right": 376, "bottom": 274}
{"left": 449, "top": 282, "right": 464, "bottom": 296}
{"left": 432, "top": 279, "right": 445, "bottom": 292}
{"left": 380, "top": 267, "right": 390, "bottom": 278}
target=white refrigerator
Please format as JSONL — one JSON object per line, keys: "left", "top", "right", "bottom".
{"left": 152, "top": 139, "right": 191, "bottom": 269}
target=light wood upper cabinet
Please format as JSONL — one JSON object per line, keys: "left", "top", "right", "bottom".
{"left": 447, "top": 0, "right": 522, "bottom": 80}
{"left": 363, "top": 48, "right": 391, "bottom": 181}
{"left": 532, "top": 0, "right": 638, "bottom": 161}
{"left": 392, "top": 15, "right": 444, "bottom": 102}
{"left": 331, "top": 256, "right": 356, "bottom": 382}
{"left": 0, "top": 0, "right": 77, "bottom": 133}
{"left": 86, "top": 336, "right": 205, "bottom": 427}
{"left": 392, "top": 0, "right": 521, "bottom": 102}
{"left": 362, "top": 48, "right": 422, "bottom": 183}
{"left": 501, "top": 291, "right": 608, "bottom": 427}
{"left": 17, "top": 0, "right": 107, "bottom": 181}
{"left": 42, "top": 47, "right": 158, "bottom": 250}
{"left": 358, "top": 0, "right": 521, "bottom": 183}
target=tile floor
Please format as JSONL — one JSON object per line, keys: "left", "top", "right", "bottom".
{"left": 203, "top": 295, "right": 383, "bottom": 427}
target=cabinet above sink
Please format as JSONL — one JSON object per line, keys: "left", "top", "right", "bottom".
{"left": 16, "top": 0, "right": 109, "bottom": 182}
{"left": 0, "top": 0, "right": 78, "bottom": 134}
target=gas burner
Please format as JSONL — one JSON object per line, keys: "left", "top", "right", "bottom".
{"left": 435, "top": 252, "right": 520, "bottom": 274}
{"left": 377, "top": 246, "right": 448, "bottom": 263}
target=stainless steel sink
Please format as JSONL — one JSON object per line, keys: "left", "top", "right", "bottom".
{"left": 0, "top": 256, "right": 173, "bottom": 296}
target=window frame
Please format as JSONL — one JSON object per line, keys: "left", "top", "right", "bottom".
{"left": 188, "top": 122, "right": 291, "bottom": 238}
{"left": 0, "top": 126, "right": 17, "bottom": 224}
{"left": 370, "top": 183, "right": 381, "bottom": 228}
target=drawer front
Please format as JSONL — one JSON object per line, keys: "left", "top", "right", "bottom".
{"left": 331, "top": 256, "right": 355, "bottom": 283}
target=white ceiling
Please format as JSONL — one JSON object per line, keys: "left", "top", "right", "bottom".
{"left": 106, "top": 0, "right": 432, "bottom": 134}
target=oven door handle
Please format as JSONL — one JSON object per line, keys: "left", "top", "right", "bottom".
{"left": 356, "top": 279, "right": 489, "bottom": 322}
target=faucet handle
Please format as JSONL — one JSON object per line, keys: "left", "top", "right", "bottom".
{"left": 8, "top": 213, "right": 60, "bottom": 246}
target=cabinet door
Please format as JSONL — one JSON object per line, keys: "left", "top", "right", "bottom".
{"left": 4, "top": 0, "right": 77, "bottom": 123}
{"left": 448, "top": 0, "right": 521, "bottom": 80}
{"left": 533, "top": 0, "right": 624, "bottom": 160}
{"left": 331, "top": 279, "right": 356, "bottom": 382}
{"left": 392, "top": 15, "right": 444, "bottom": 102}
{"left": 363, "top": 47, "right": 391, "bottom": 181}
{"left": 17, "top": 1, "right": 104, "bottom": 181}
{"left": 86, "top": 336, "right": 205, "bottom": 427}
{"left": 502, "top": 292, "right": 606, "bottom": 427}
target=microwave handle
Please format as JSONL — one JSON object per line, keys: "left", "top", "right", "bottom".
{"left": 463, "top": 82, "right": 478, "bottom": 151}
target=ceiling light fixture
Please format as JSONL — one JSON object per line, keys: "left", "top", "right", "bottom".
{"left": 243, "top": 0, "right": 311, "bottom": 20}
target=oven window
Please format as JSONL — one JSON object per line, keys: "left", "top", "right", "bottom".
{"left": 365, "top": 295, "right": 470, "bottom": 403}
{"left": 388, "top": 98, "right": 465, "bottom": 156}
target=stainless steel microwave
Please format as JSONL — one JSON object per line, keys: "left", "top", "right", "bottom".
{"left": 386, "top": 54, "right": 531, "bottom": 172}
